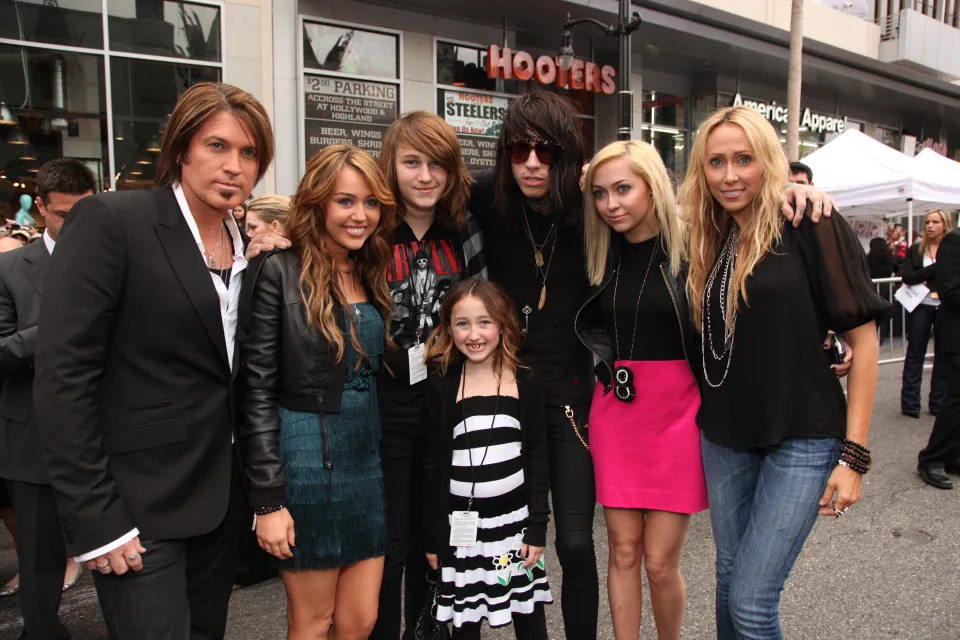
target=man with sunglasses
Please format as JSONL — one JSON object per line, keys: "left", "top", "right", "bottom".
{"left": 468, "top": 91, "right": 599, "bottom": 639}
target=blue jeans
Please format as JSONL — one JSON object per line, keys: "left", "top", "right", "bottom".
{"left": 700, "top": 434, "right": 842, "bottom": 640}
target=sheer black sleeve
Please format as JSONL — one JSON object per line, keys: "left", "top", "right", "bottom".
{"left": 795, "top": 210, "right": 892, "bottom": 334}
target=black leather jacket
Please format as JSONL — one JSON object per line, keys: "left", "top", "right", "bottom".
{"left": 236, "top": 249, "right": 389, "bottom": 508}
{"left": 574, "top": 235, "right": 696, "bottom": 392}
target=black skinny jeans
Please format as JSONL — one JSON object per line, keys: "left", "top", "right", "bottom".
{"left": 545, "top": 402, "right": 599, "bottom": 640}
{"left": 370, "top": 428, "right": 430, "bottom": 640}
{"left": 901, "top": 303, "right": 948, "bottom": 415}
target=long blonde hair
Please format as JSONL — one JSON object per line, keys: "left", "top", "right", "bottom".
{"left": 920, "top": 208, "right": 954, "bottom": 259}
{"left": 286, "top": 145, "right": 395, "bottom": 365}
{"left": 583, "top": 140, "right": 686, "bottom": 285}
{"left": 681, "top": 106, "right": 789, "bottom": 330}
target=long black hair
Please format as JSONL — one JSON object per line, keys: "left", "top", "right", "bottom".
{"left": 492, "top": 91, "right": 585, "bottom": 228}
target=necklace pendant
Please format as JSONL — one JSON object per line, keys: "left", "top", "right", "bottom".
{"left": 207, "top": 254, "right": 215, "bottom": 268}
{"left": 534, "top": 250, "right": 544, "bottom": 267}
{"left": 613, "top": 366, "right": 636, "bottom": 403}
{"left": 537, "top": 286, "right": 546, "bottom": 310}
{"left": 521, "top": 304, "right": 533, "bottom": 334}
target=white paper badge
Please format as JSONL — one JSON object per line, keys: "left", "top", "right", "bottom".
{"left": 408, "top": 343, "right": 427, "bottom": 385}
{"left": 449, "top": 510, "right": 480, "bottom": 547}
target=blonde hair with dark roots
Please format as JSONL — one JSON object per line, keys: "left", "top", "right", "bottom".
{"left": 425, "top": 279, "right": 524, "bottom": 377}
{"left": 155, "top": 82, "right": 274, "bottom": 187}
{"left": 378, "top": 111, "right": 474, "bottom": 231}
{"left": 287, "top": 145, "right": 396, "bottom": 366}
{"left": 681, "top": 106, "right": 789, "bottom": 330}
{"left": 920, "top": 208, "right": 955, "bottom": 259}
{"left": 583, "top": 140, "right": 687, "bottom": 285}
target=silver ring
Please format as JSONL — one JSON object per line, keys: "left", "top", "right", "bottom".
{"left": 833, "top": 507, "right": 844, "bottom": 517}
{"left": 126, "top": 553, "right": 141, "bottom": 561}
{"left": 97, "top": 563, "right": 111, "bottom": 572}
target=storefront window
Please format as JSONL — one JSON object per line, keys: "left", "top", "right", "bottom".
{"left": 642, "top": 91, "right": 687, "bottom": 177}
{"left": 303, "top": 21, "right": 399, "bottom": 79}
{"left": 1, "top": 3, "right": 224, "bottom": 198}
{"left": 0, "top": 45, "right": 107, "bottom": 218}
{"left": 0, "top": 0, "right": 103, "bottom": 49}
{"left": 299, "top": 19, "right": 401, "bottom": 162}
{"left": 110, "top": 58, "right": 219, "bottom": 189}
{"left": 108, "top": 0, "right": 222, "bottom": 62}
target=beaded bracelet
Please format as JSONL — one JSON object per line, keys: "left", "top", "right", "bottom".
{"left": 838, "top": 439, "right": 871, "bottom": 475}
{"left": 253, "top": 505, "right": 285, "bottom": 516}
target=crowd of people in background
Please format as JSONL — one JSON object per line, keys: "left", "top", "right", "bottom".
{"left": 9, "top": 77, "right": 951, "bottom": 640}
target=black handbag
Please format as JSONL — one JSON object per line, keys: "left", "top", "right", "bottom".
{"left": 414, "top": 569, "right": 450, "bottom": 640}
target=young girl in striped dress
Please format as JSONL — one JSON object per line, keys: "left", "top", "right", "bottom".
{"left": 423, "top": 279, "right": 552, "bottom": 639}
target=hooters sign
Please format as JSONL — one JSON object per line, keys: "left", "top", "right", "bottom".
{"left": 486, "top": 45, "right": 616, "bottom": 95}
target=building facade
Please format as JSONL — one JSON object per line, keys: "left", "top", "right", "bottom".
{"left": 2, "top": 0, "right": 960, "bottom": 211}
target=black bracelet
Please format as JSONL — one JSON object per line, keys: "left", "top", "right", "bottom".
{"left": 253, "top": 505, "right": 284, "bottom": 516}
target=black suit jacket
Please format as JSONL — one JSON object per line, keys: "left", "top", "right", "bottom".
{"left": 934, "top": 230, "right": 960, "bottom": 354}
{"left": 0, "top": 240, "right": 48, "bottom": 484}
{"left": 35, "top": 187, "right": 242, "bottom": 555}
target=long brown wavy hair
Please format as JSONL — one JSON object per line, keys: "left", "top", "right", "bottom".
{"left": 287, "top": 145, "right": 396, "bottom": 365}
{"left": 379, "top": 111, "right": 473, "bottom": 231}
{"left": 681, "top": 106, "right": 789, "bottom": 330}
{"left": 426, "top": 279, "right": 524, "bottom": 377}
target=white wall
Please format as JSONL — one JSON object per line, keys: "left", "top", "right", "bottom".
{"left": 224, "top": 0, "right": 276, "bottom": 194}
{"left": 686, "top": 0, "right": 881, "bottom": 59}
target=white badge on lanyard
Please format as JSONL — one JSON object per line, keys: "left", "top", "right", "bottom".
{"left": 408, "top": 343, "right": 427, "bottom": 384}
{"left": 449, "top": 510, "right": 480, "bottom": 547}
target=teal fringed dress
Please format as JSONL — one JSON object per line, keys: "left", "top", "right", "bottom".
{"left": 278, "top": 303, "right": 387, "bottom": 570}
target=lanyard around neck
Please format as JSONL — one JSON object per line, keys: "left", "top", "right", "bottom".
{"left": 459, "top": 365, "right": 501, "bottom": 512}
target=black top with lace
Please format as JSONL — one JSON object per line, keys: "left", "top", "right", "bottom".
{"left": 698, "top": 213, "right": 891, "bottom": 448}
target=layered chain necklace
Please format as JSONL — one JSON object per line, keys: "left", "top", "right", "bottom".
{"left": 201, "top": 222, "right": 230, "bottom": 283}
{"left": 701, "top": 223, "right": 740, "bottom": 388}
{"left": 519, "top": 200, "right": 560, "bottom": 334}
{"left": 610, "top": 240, "right": 658, "bottom": 403}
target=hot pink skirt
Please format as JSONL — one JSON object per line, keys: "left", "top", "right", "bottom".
{"left": 589, "top": 359, "right": 708, "bottom": 513}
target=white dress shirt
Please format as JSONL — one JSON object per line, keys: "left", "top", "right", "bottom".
{"left": 42, "top": 229, "right": 55, "bottom": 255}
{"left": 75, "top": 186, "right": 248, "bottom": 562}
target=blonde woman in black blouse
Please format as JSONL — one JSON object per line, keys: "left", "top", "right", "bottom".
{"left": 681, "top": 106, "right": 889, "bottom": 640}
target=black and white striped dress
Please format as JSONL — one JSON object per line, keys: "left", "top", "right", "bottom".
{"left": 437, "top": 395, "right": 553, "bottom": 629}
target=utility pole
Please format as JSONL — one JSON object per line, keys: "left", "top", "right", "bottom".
{"left": 786, "top": 0, "right": 804, "bottom": 161}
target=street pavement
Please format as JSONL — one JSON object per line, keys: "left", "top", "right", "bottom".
{"left": 2, "top": 362, "right": 959, "bottom": 639}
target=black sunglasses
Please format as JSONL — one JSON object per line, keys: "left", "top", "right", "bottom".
{"left": 507, "top": 138, "right": 564, "bottom": 165}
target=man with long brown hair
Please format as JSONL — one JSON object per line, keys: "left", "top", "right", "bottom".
{"left": 34, "top": 82, "right": 274, "bottom": 639}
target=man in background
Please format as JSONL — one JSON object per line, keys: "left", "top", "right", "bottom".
{"left": 789, "top": 161, "right": 813, "bottom": 186}
{"left": 0, "top": 158, "right": 96, "bottom": 640}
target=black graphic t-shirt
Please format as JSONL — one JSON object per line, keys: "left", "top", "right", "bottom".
{"left": 379, "top": 215, "right": 486, "bottom": 433}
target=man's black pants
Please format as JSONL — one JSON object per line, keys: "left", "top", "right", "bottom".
{"left": 920, "top": 349, "right": 960, "bottom": 468}
{"left": 8, "top": 480, "right": 71, "bottom": 640}
{"left": 92, "top": 459, "right": 246, "bottom": 640}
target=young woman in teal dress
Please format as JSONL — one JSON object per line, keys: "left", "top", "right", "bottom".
{"left": 237, "top": 144, "right": 395, "bottom": 640}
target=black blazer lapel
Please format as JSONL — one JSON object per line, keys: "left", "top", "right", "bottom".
{"left": 22, "top": 239, "right": 50, "bottom": 296}
{"left": 152, "top": 187, "right": 230, "bottom": 370}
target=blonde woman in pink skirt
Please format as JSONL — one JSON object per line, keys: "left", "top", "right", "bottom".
{"left": 575, "top": 140, "right": 707, "bottom": 640}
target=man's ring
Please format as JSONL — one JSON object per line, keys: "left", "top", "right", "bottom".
{"left": 126, "top": 553, "right": 141, "bottom": 561}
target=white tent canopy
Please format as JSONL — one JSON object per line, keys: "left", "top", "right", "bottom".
{"left": 801, "top": 129, "right": 960, "bottom": 219}
{"left": 913, "top": 148, "right": 960, "bottom": 202}
{"left": 802, "top": 129, "right": 960, "bottom": 243}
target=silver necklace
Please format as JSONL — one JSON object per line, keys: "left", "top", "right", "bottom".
{"left": 610, "top": 239, "right": 658, "bottom": 402}
{"left": 701, "top": 223, "right": 739, "bottom": 388}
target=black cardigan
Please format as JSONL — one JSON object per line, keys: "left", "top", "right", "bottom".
{"left": 901, "top": 243, "right": 938, "bottom": 293}
{"left": 422, "top": 360, "right": 550, "bottom": 556}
